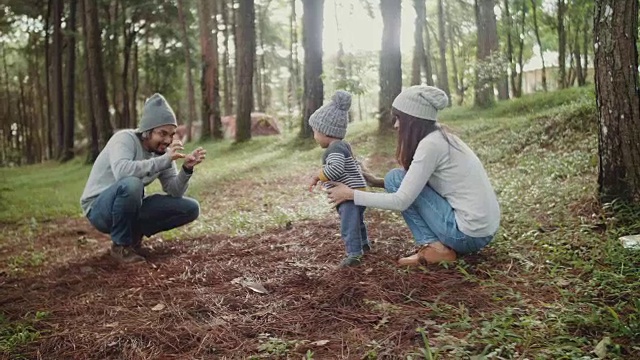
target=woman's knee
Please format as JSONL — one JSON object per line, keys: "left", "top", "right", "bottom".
{"left": 384, "top": 168, "right": 406, "bottom": 192}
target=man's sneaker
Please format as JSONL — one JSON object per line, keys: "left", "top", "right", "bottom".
{"left": 397, "top": 242, "right": 456, "bottom": 266}
{"left": 110, "top": 244, "right": 145, "bottom": 263}
{"left": 362, "top": 243, "right": 372, "bottom": 254}
{"left": 339, "top": 255, "right": 363, "bottom": 268}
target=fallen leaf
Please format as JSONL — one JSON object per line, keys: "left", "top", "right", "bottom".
{"left": 594, "top": 336, "right": 611, "bottom": 358}
{"left": 243, "top": 281, "right": 269, "bottom": 294}
{"left": 311, "top": 340, "right": 329, "bottom": 346}
{"left": 151, "top": 303, "right": 165, "bottom": 311}
{"left": 104, "top": 322, "right": 119, "bottom": 328}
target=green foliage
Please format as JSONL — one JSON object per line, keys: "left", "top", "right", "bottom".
{"left": 0, "top": 311, "right": 48, "bottom": 355}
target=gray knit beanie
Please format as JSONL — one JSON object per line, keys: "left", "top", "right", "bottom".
{"left": 309, "top": 90, "right": 352, "bottom": 139}
{"left": 136, "top": 93, "right": 178, "bottom": 133}
{"left": 392, "top": 85, "right": 449, "bottom": 121}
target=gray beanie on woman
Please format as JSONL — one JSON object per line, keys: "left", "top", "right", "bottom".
{"left": 392, "top": 85, "right": 449, "bottom": 121}
{"left": 309, "top": 90, "right": 352, "bottom": 139}
{"left": 136, "top": 93, "right": 178, "bottom": 133}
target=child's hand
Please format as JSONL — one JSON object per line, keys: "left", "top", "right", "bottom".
{"left": 308, "top": 175, "right": 321, "bottom": 192}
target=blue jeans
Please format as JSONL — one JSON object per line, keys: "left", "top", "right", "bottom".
{"left": 337, "top": 201, "right": 369, "bottom": 257}
{"left": 86, "top": 177, "right": 200, "bottom": 246}
{"left": 384, "top": 169, "right": 493, "bottom": 255}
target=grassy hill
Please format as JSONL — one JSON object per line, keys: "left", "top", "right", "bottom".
{"left": 1, "top": 87, "right": 639, "bottom": 359}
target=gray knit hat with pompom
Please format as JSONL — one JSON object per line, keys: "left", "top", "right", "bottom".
{"left": 309, "top": 90, "right": 352, "bottom": 139}
{"left": 392, "top": 85, "right": 449, "bottom": 121}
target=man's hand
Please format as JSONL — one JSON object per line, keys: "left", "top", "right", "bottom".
{"left": 183, "top": 147, "right": 207, "bottom": 170}
{"left": 308, "top": 174, "right": 321, "bottom": 192}
{"left": 168, "top": 139, "right": 186, "bottom": 161}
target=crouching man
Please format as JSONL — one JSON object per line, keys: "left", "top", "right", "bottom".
{"left": 80, "top": 93, "right": 206, "bottom": 263}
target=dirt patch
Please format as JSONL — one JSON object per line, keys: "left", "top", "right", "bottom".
{"left": 2, "top": 212, "right": 503, "bottom": 359}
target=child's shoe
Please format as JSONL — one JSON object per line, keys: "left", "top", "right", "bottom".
{"left": 339, "top": 255, "right": 363, "bottom": 268}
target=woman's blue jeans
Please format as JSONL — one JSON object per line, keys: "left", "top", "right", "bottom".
{"left": 384, "top": 168, "right": 493, "bottom": 255}
{"left": 86, "top": 177, "right": 200, "bottom": 246}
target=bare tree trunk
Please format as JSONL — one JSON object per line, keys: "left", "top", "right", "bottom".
{"left": 436, "top": 0, "right": 450, "bottom": 99}
{"left": 221, "top": 0, "right": 233, "bottom": 116}
{"left": 412, "top": 0, "right": 427, "bottom": 85}
{"left": 516, "top": 1, "right": 526, "bottom": 96}
{"left": 573, "top": 23, "right": 584, "bottom": 86}
{"left": 44, "top": 0, "right": 53, "bottom": 160}
{"left": 379, "top": 0, "right": 402, "bottom": 131}
{"left": 199, "top": 0, "right": 223, "bottom": 140}
{"left": 446, "top": 1, "right": 462, "bottom": 103}
{"left": 474, "top": 0, "right": 497, "bottom": 108}
{"left": 582, "top": 16, "right": 590, "bottom": 86}
{"left": 594, "top": 0, "right": 640, "bottom": 203}
{"left": 131, "top": 40, "right": 139, "bottom": 127}
{"left": 61, "top": 0, "right": 77, "bottom": 162}
{"left": 80, "top": 0, "right": 99, "bottom": 163}
{"left": 235, "top": 0, "right": 255, "bottom": 142}
{"left": 52, "top": 0, "right": 64, "bottom": 158}
{"left": 177, "top": 0, "right": 197, "bottom": 142}
{"left": 531, "top": 0, "right": 547, "bottom": 91}
{"left": 85, "top": 0, "right": 113, "bottom": 147}
{"left": 423, "top": 19, "right": 434, "bottom": 86}
{"left": 300, "top": 0, "right": 324, "bottom": 138}
{"left": 33, "top": 39, "right": 46, "bottom": 162}
{"left": 504, "top": 0, "right": 517, "bottom": 98}
{"left": 557, "top": 0, "right": 567, "bottom": 89}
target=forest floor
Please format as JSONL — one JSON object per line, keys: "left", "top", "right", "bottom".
{"left": 1, "top": 87, "right": 639, "bottom": 359}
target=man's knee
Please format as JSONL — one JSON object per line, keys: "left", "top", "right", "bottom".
{"left": 384, "top": 168, "right": 405, "bottom": 192}
{"left": 182, "top": 197, "right": 200, "bottom": 222}
{"left": 117, "top": 177, "right": 144, "bottom": 199}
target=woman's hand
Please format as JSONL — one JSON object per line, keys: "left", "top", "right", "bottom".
{"left": 326, "top": 182, "right": 355, "bottom": 205}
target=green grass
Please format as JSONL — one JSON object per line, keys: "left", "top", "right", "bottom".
{"left": 2, "top": 86, "right": 640, "bottom": 358}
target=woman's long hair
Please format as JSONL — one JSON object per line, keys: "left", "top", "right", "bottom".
{"left": 393, "top": 107, "right": 458, "bottom": 170}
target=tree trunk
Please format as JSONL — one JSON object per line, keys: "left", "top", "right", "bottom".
{"left": 80, "top": 0, "right": 99, "bottom": 163}
{"left": 516, "top": 1, "right": 526, "bottom": 97}
{"left": 199, "top": 0, "right": 223, "bottom": 141}
{"left": 52, "top": 0, "right": 64, "bottom": 158}
{"left": 177, "top": 0, "right": 197, "bottom": 142}
{"left": 557, "top": 0, "right": 567, "bottom": 89}
{"left": 300, "top": 0, "right": 324, "bottom": 138}
{"left": 423, "top": 19, "right": 434, "bottom": 86}
{"left": 531, "top": 0, "right": 548, "bottom": 92}
{"left": 379, "top": 0, "right": 402, "bottom": 131}
{"left": 411, "top": 0, "right": 427, "bottom": 86}
{"left": 235, "top": 0, "right": 255, "bottom": 142}
{"left": 474, "top": 0, "right": 497, "bottom": 108}
{"left": 582, "top": 15, "right": 590, "bottom": 86}
{"left": 44, "top": 0, "right": 53, "bottom": 160}
{"left": 61, "top": 0, "right": 77, "bottom": 162}
{"left": 221, "top": 0, "right": 233, "bottom": 116}
{"left": 85, "top": 0, "right": 112, "bottom": 147}
{"left": 436, "top": 0, "right": 450, "bottom": 99}
{"left": 573, "top": 23, "right": 584, "bottom": 87}
{"left": 504, "top": 0, "right": 517, "bottom": 98}
{"left": 131, "top": 40, "right": 139, "bottom": 127}
{"left": 121, "top": 19, "right": 136, "bottom": 130}
{"left": 594, "top": 0, "right": 640, "bottom": 203}
{"left": 446, "top": 1, "right": 462, "bottom": 103}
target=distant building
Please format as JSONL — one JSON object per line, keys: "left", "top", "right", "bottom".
{"left": 520, "top": 50, "right": 593, "bottom": 94}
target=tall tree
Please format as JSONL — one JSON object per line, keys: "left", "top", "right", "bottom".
{"left": 503, "top": 0, "right": 517, "bottom": 97}
{"left": 177, "top": 0, "right": 197, "bottom": 142}
{"left": 423, "top": 18, "right": 434, "bottom": 86}
{"left": 199, "top": 0, "right": 223, "bottom": 140}
{"left": 221, "top": 0, "right": 233, "bottom": 116}
{"left": 446, "top": 1, "right": 463, "bottom": 104}
{"left": 436, "top": 0, "right": 450, "bottom": 99}
{"left": 557, "top": 0, "right": 567, "bottom": 89}
{"left": 474, "top": 0, "right": 498, "bottom": 108}
{"left": 61, "top": 0, "right": 77, "bottom": 162}
{"left": 379, "top": 0, "right": 402, "bottom": 131}
{"left": 300, "top": 0, "right": 324, "bottom": 138}
{"left": 52, "top": 0, "right": 64, "bottom": 158}
{"left": 84, "top": 0, "right": 112, "bottom": 147}
{"left": 235, "top": 0, "right": 255, "bottom": 142}
{"left": 79, "top": 0, "right": 99, "bottom": 163}
{"left": 531, "top": 0, "right": 548, "bottom": 91}
{"left": 411, "top": 0, "right": 427, "bottom": 86}
{"left": 594, "top": 0, "right": 640, "bottom": 202}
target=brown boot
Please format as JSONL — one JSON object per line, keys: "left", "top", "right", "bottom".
{"left": 110, "top": 244, "right": 145, "bottom": 263}
{"left": 397, "top": 242, "right": 457, "bottom": 266}
{"left": 131, "top": 234, "right": 151, "bottom": 258}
